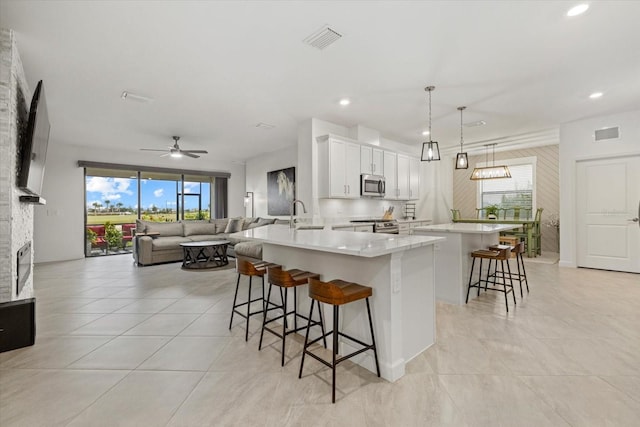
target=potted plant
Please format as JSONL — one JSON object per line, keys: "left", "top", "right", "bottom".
{"left": 104, "top": 221, "right": 123, "bottom": 253}
{"left": 86, "top": 228, "right": 97, "bottom": 256}
{"left": 485, "top": 204, "right": 500, "bottom": 220}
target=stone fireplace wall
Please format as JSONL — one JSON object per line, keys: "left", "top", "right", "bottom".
{"left": 0, "top": 28, "right": 34, "bottom": 302}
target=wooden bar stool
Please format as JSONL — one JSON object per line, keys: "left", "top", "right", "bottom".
{"left": 258, "top": 266, "right": 327, "bottom": 366}
{"left": 489, "top": 242, "right": 529, "bottom": 297}
{"left": 299, "top": 278, "right": 380, "bottom": 403}
{"left": 466, "top": 246, "right": 516, "bottom": 312}
{"left": 229, "top": 257, "right": 281, "bottom": 341}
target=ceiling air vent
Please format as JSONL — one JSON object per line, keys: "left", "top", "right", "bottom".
{"left": 255, "top": 122, "right": 275, "bottom": 130}
{"left": 594, "top": 126, "right": 620, "bottom": 142}
{"left": 304, "top": 26, "right": 342, "bottom": 50}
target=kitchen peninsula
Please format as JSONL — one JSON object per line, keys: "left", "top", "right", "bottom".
{"left": 411, "top": 223, "right": 519, "bottom": 305}
{"left": 233, "top": 225, "right": 444, "bottom": 382}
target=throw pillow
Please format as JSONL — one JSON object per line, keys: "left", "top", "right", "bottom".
{"left": 224, "top": 217, "right": 244, "bottom": 234}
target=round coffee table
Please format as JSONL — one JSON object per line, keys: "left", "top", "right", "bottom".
{"left": 180, "top": 240, "right": 230, "bottom": 269}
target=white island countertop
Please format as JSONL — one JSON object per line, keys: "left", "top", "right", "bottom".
{"left": 413, "top": 222, "right": 519, "bottom": 234}
{"left": 233, "top": 224, "right": 444, "bottom": 258}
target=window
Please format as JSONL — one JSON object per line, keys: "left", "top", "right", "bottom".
{"left": 82, "top": 162, "right": 228, "bottom": 258}
{"left": 477, "top": 157, "right": 536, "bottom": 217}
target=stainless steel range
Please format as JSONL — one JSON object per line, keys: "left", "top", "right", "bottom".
{"left": 350, "top": 219, "right": 399, "bottom": 234}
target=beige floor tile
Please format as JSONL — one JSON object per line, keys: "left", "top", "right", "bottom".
{"left": 69, "top": 336, "right": 171, "bottom": 369}
{"left": 440, "top": 374, "right": 570, "bottom": 426}
{"left": 36, "top": 313, "right": 105, "bottom": 336}
{"left": 0, "top": 336, "right": 112, "bottom": 368}
{"left": 113, "top": 298, "right": 178, "bottom": 313}
{"left": 422, "top": 335, "right": 510, "bottom": 375}
{"left": 138, "top": 336, "right": 231, "bottom": 371}
{"left": 0, "top": 369, "right": 128, "bottom": 426}
{"left": 521, "top": 375, "right": 640, "bottom": 426}
{"left": 123, "top": 313, "right": 200, "bottom": 336}
{"left": 600, "top": 375, "right": 640, "bottom": 403}
{"left": 179, "top": 312, "right": 237, "bottom": 336}
{"left": 70, "top": 313, "right": 151, "bottom": 336}
{"left": 167, "top": 371, "right": 286, "bottom": 426}
{"left": 66, "top": 370, "right": 204, "bottom": 427}
{"left": 359, "top": 373, "right": 466, "bottom": 426}
{"left": 72, "top": 298, "right": 138, "bottom": 313}
{"left": 160, "top": 297, "right": 216, "bottom": 314}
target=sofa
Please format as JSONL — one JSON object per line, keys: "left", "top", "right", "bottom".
{"left": 133, "top": 217, "right": 283, "bottom": 266}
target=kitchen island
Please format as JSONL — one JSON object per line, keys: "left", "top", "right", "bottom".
{"left": 232, "top": 225, "right": 444, "bottom": 382}
{"left": 411, "top": 223, "right": 519, "bottom": 305}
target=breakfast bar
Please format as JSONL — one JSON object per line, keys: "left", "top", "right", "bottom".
{"left": 233, "top": 225, "right": 444, "bottom": 382}
{"left": 411, "top": 223, "right": 519, "bottom": 305}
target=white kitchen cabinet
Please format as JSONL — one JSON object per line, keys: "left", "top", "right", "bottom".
{"left": 361, "top": 145, "right": 384, "bottom": 175}
{"left": 317, "top": 135, "right": 361, "bottom": 198}
{"left": 383, "top": 151, "right": 397, "bottom": 200}
{"left": 397, "top": 154, "right": 410, "bottom": 200}
{"left": 409, "top": 156, "right": 420, "bottom": 200}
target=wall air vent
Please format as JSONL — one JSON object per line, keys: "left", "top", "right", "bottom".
{"left": 594, "top": 126, "right": 620, "bottom": 142}
{"left": 303, "top": 26, "right": 342, "bottom": 50}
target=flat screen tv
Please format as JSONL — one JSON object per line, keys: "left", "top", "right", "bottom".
{"left": 18, "top": 80, "right": 50, "bottom": 197}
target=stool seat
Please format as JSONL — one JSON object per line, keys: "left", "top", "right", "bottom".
{"left": 309, "top": 279, "right": 373, "bottom": 305}
{"left": 268, "top": 267, "right": 320, "bottom": 288}
{"left": 237, "top": 259, "right": 280, "bottom": 276}
{"left": 471, "top": 247, "right": 510, "bottom": 260}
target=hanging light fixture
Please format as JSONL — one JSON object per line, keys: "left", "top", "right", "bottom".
{"left": 470, "top": 143, "right": 512, "bottom": 180}
{"left": 421, "top": 86, "right": 441, "bottom": 162}
{"left": 455, "top": 106, "right": 468, "bottom": 169}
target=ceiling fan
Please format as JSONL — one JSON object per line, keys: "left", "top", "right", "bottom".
{"left": 140, "top": 136, "right": 208, "bottom": 158}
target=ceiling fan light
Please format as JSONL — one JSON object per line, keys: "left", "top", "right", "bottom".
{"left": 455, "top": 152, "right": 469, "bottom": 169}
{"left": 170, "top": 152, "right": 183, "bottom": 158}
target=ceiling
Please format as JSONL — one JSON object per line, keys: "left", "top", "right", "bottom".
{"left": 2, "top": 1, "right": 639, "bottom": 163}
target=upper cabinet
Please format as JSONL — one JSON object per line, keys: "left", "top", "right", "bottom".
{"left": 397, "top": 154, "right": 421, "bottom": 200}
{"left": 317, "top": 134, "right": 419, "bottom": 200}
{"left": 361, "top": 145, "right": 384, "bottom": 175}
{"left": 383, "top": 151, "right": 397, "bottom": 200}
{"left": 397, "top": 154, "right": 411, "bottom": 200}
{"left": 317, "top": 135, "right": 361, "bottom": 199}
{"left": 409, "top": 156, "right": 420, "bottom": 200}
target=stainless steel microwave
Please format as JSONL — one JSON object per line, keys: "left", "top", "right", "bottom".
{"left": 361, "top": 174, "right": 385, "bottom": 197}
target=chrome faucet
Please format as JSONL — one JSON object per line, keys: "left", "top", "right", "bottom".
{"left": 290, "top": 199, "right": 307, "bottom": 228}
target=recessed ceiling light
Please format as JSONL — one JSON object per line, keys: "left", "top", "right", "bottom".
{"left": 567, "top": 4, "right": 589, "bottom": 17}
{"left": 422, "top": 130, "right": 430, "bottom": 136}
{"left": 589, "top": 92, "right": 603, "bottom": 99}
{"left": 339, "top": 98, "right": 351, "bottom": 106}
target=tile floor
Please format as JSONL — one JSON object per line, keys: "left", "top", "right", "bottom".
{"left": 1, "top": 255, "right": 639, "bottom": 426}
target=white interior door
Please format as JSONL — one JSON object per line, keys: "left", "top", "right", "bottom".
{"left": 576, "top": 155, "right": 640, "bottom": 273}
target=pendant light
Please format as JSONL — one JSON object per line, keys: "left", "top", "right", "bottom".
{"left": 455, "top": 106, "right": 468, "bottom": 169}
{"left": 421, "top": 86, "right": 441, "bottom": 162}
{"left": 470, "top": 143, "right": 512, "bottom": 180}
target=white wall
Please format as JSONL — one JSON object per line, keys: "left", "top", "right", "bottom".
{"left": 34, "top": 142, "right": 246, "bottom": 263}
{"left": 244, "top": 146, "right": 298, "bottom": 218}
{"left": 559, "top": 108, "right": 640, "bottom": 267}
